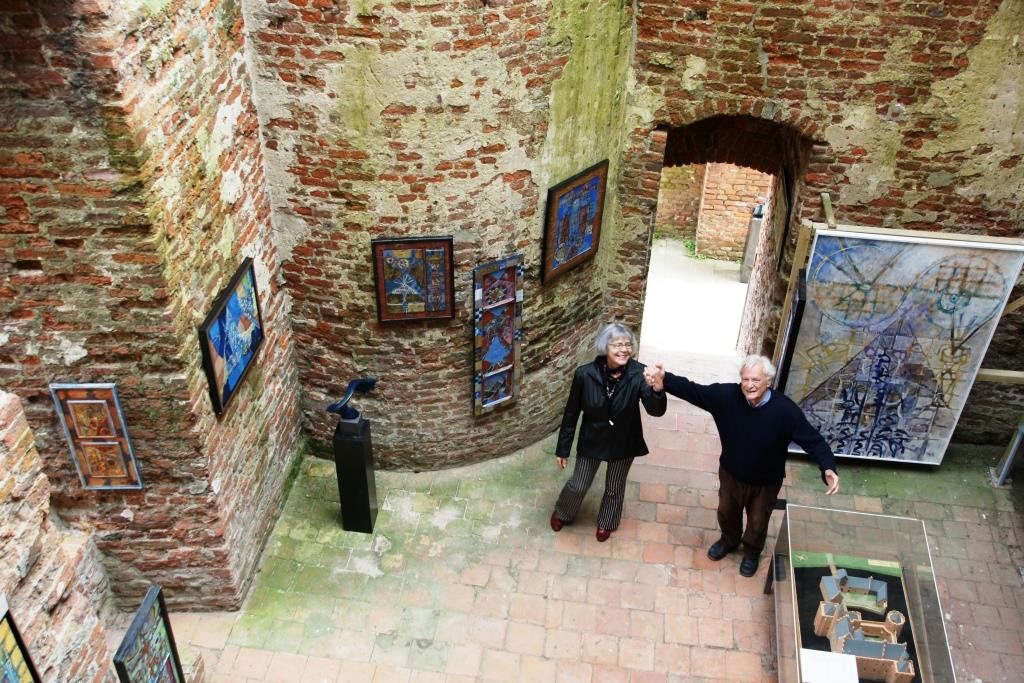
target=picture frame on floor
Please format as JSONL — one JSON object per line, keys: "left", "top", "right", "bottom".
{"left": 371, "top": 236, "right": 456, "bottom": 323}
{"left": 541, "top": 160, "right": 608, "bottom": 285}
{"left": 0, "top": 596, "right": 43, "bottom": 683}
{"left": 113, "top": 586, "right": 185, "bottom": 683}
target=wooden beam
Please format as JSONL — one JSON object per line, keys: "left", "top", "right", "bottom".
{"left": 820, "top": 192, "right": 836, "bottom": 228}
{"left": 773, "top": 224, "right": 813, "bottom": 366}
{"left": 976, "top": 369, "right": 1024, "bottom": 385}
{"left": 1002, "top": 296, "right": 1024, "bottom": 317}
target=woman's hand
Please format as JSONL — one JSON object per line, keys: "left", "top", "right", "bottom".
{"left": 556, "top": 457, "right": 567, "bottom": 469}
{"left": 644, "top": 363, "right": 665, "bottom": 392}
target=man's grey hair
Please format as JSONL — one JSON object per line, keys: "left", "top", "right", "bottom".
{"left": 595, "top": 323, "right": 636, "bottom": 355}
{"left": 740, "top": 354, "right": 777, "bottom": 380}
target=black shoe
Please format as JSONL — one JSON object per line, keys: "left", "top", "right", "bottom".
{"left": 707, "top": 541, "right": 736, "bottom": 561}
{"left": 739, "top": 556, "right": 759, "bottom": 577}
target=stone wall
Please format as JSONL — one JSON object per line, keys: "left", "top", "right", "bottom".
{"left": 0, "top": 0, "right": 301, "bottom": 608}
{"left": 653, "top": 164, "right": 704, "bottom": 240}
{"left": 0, "top": 392, "right": 114, "bottom": 683}
{"left": 694, "top": 163, "right": 772, "bottom": 261}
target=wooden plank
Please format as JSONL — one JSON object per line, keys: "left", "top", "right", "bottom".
{"left": 820, "top": 192, "right": 836, "bottom": 228}
{"left": 1002, "top": 296, "right": 1024, "bottom": 317}
{"left": 773, "top": 223, "right": 813, "bottom": 366}
{"left": 976, "top": 369, "right": 1024, "bottom": 385}
{"left": 825, "top": 223, "right": 1024, "bottom": 249}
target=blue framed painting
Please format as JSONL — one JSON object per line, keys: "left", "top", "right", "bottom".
{"left": 197, "top": 257, "right": 265, "bottom": 416}
{"left": 473, "top": 255, "right": 524, "bottom": 416}
{"left": 371, "top": 236, "right": 455, "bottom": 322}
{"left": 113, "top": 586, "right": 185, "bottom": 683}
{"left": 541, "top": 160, "right": 607, "bottom": 284}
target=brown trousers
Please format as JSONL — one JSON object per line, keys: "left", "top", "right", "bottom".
{"left": 717, "top": 466, "right": 783, "bottom": 560}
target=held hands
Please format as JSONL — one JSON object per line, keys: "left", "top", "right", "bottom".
{"left": 824, "top": 469, "right": 840, "bottom": 495}
{"left": 644, "top": 363, "right": 666, "bottom": 392}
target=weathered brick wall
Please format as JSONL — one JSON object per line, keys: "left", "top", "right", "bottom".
{"left": 626, "top": 0, "right": 1024, "bottom": 443}
{"left": 244, "top": 0, "right": 636, "bottom": 468}
{"left": 737, "top": 175, "right": 783, "bottom": 358}
{"left": 694, "top": 163, "right": 772, "bottom": 261}
{"left": 0, "top": 392, "right": 114, "bottom": 683}
{"left": 0, "top": 0, "right": 301, "bottom": 608}
{"left": 653, "top": 164, "right": 704, "bottom": 240}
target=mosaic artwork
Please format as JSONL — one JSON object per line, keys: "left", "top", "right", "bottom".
{"left": 50, "top": 383, "right": 143, "bottom": 490}
{"left": 542, "top": 160, "right": 607, "bottom": 284}
{"left": 473, "top": 255, "right": 524, "bottom": 415}
{"left": 113, "top": 586, "right": 184, "bottom": 683}
{"left": 0, "top": 598, "right": 41, "bottom": 683}
{"left": 198, "top": 257, "right": 265, "bottom": 415}
{"left": 785, "top": 230, "right": 1024, "bottom": 465}
{"left": 371, "top": 236, "right": 455, "bottom": 322}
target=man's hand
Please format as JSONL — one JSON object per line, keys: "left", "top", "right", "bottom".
{"left": 557, "top": 457, "right": 567, "bottom": 470}
{"left": 644, "top": 363, "right": 665, "bottom": 392}
{"left": 824, "top": 469, "right": 839, "bottom": 495}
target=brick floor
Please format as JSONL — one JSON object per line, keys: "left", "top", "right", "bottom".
{"left": 170, "top": 348, "right": 1024, "bottom": 681}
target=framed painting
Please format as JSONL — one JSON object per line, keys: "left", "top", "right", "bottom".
{"left": 371, "top": 236, "right": 455, "bottom": 322}
{"left": 473, "top": 254, "right": 524, "bottom": 416}
{"left": 0, "top": 596, "right": 42, "bottom": 683}
{"left": 773, "top": 268, "right": 806, "bottom": 394}
{"left": 113, "top": 586, "right": 185, "bottom": 683}
{"left": 784, "top": 227, "right": 1024, "bottom": 465}
{"left": 541, "top": 160, "right": 608, "bottom": 284}
{"left": 197, "top": 257, "right": 265, "bottom": 416}
{"left": 50, "top": 383, "right": 143, "bottom": 490}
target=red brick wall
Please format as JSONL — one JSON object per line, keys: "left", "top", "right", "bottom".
{"left": 0, "top": 392, "right": 113, "bottom": 683}
{"left": 653, "top": 164, "right": 705, "bottom": 239}
{"left": 695, "top": 163, "right": 772, "bottom": 260}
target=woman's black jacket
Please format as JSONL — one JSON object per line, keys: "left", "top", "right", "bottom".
{"left": 556, "top": 356, "right": 667, "bottom": 462}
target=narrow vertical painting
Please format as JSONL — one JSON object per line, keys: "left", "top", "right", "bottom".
{"left": 51, "top": 383, "right": 143, "bottom": 490}
{"left": 474, "top": 255, "right": 524, "bottom": 415}
{"left": 0, "top": 598, "right": 42, "bottom": 683}
{"left": 541, "top": 160, "right": 608, "bottom": 284}
{"left": 371, "top": 236, "right": 455, "bottom": 322}
{"left": 113, "top": 586, "right": 185, "bottom": 683}
{"left": 198, "top": 257, "right": 265, "bottom": 416}
{"left": 773, "top": 269, "right": 806, "bottom": 394}
{"left": 785, "top": 228, "right": 1024, "bottom": 465}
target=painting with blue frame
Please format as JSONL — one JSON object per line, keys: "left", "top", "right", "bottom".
{"left": 474, "top": 255, "right": 524, "bottom": 415}
{"left": 542, "top": 160, "right": 607, "bottom": 284}
{"left": 198, "top": 257, "right": 265, "bottom": 416}
{"left": 371, "top": 236, "right": 455, "bottom": 322}
{"left": 784, "top": 228, "right": 1024, "bottom": 465}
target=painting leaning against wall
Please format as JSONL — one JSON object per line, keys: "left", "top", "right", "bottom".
{"left": 783, "top": 228, "right": 1024, "bottom": 466}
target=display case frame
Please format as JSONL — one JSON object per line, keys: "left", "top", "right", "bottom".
{"left": 769, "top": 504, "right": 956, "bottom": 683}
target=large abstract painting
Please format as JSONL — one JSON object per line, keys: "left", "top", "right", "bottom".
{"left": 371, "top": 236, "right": 455, "bottom": 322}
{"left": 0, "top": 597, "right": 41, "bottom": 683}
{"left": 113, "top": 586, "right": 185, "bottom": 683}
{"left": 51, "top": 383, "right": 143, "bottom": 490}
{"left": 541, "top": 160, "right": 607, "bottom": 284}
{"left": 785, "top": 228, "right": 1024, "bottom": 465}
{"left": 473, "top": 255, "right": 524, "bottom": 416}
{"left": 198, "top": 257, "right": 265, "bottom": 416}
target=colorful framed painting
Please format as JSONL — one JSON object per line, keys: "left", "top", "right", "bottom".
{"left": 371, "top": 236, "right": 455, "bottom": 322}
{"left": 197, "top": 257, "right": 265, "bottom": 416}
{"left": 473, "top": 255, "right": 524, "bottom": 415}
{"left": 0, "top": 597, "right": 42, "bottom": 683}
{"left": 785, "top": 227, "right": 1024, "bottom": 465}
{"left": 541, "top": 160, "right": 608, "bottom": 284}
{"left": 113, "top": 586, "right": 185, "bottom": 683}
{"left": 50, "top": 383, "right": 143, "bottom": 490}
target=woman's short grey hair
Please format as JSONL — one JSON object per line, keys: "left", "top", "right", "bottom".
{"left": 596, "top": 323, "right": 636, "bottom": 355}
{"left": 740, "top": 354, "right": 776, "bottom": 380}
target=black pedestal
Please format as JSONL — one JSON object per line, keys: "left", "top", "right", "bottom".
{"left": 332, "top": 417, "right": 378, "bottom": 534}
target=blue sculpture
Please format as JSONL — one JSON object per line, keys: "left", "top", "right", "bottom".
{"left": 326, "top": 378, "right": 378, "bottom": 420}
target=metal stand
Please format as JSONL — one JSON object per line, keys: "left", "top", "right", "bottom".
{"left": 332, "top": 416, "right": 378, "bottom": 533}
{"left": 989, "top": 416, "right": 1024, "bottom": 488}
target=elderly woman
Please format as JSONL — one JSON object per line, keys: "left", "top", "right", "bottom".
{"left": 550, "top": 323, "right": 666, "bottom": 542}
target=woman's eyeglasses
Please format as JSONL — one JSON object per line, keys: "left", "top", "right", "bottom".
{"left": 608, "top": 342, "right": 633, "bottom": 350}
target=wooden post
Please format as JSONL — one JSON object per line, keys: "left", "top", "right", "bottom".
{"left": 773, "top": 222, "right": 814, "bottom": 366}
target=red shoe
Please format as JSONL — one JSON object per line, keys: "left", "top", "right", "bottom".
{"left": 596, "top": 527, "right": 611, "bottom": 542}
{"left": 550, "top": 512, "right": 565, "bottom": 532}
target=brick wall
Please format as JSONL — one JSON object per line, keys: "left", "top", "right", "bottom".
{"left": 653, "top": 164, "right": 705, "bottom": 240}
{"left": 0, "top": 0, "right": 301, "bottom": 608}
{"left": 694, "top": 163, "right": 772, "bottom": 261}
{"left": 0, "top": 392, "right": 113, "bottom": 683}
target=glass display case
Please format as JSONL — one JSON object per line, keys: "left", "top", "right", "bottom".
{"left": 769, "top": 505, "right": 956, "bottom": 683}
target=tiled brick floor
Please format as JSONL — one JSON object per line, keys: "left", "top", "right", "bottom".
{"left": 164, "top": 348, "right": 1024, "bottom": 681}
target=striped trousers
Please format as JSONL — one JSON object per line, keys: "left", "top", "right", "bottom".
{"left": 554, "top": 455, "right": 634, "bottom": 530}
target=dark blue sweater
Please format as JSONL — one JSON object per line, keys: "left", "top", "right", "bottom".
{"left": 662, "top": 373, "right": 837, "bottom": 485}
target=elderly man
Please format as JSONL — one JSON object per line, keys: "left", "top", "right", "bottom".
{"left": 645, "top": 355, "right": 839, "bottom": 577}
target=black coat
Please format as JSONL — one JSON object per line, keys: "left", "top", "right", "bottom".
{"left": 556, "top": 356, "right": 667, "bottom": 462}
